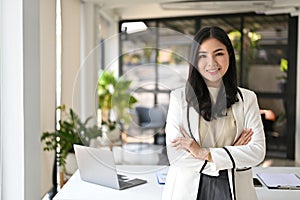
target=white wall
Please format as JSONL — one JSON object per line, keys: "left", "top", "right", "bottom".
{"left": 77, "top": 2, "right": 99, "bottom": 121}
{"left": 39, "top": 0, "right": 118, "bottom": 195}
{"left": 1, "top": 0, "right": 24, "bottom": 198}
{"left": 24, "top": 0, "right": 41, "bottom": 197}
{"left": 102, "top": 11, "right": 120, "bottom": 75}
{"left": 1, "top": 0, "right": 40, "bottom": 199}
{"left": 40, "top": 0, "right": 56, "bottom": 196}
{"left": 61, "top": 0, "right": 81, "bottom": 110}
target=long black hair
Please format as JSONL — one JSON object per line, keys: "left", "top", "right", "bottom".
{"left": 185, "top": 26, "right": 239, "bottom": 121}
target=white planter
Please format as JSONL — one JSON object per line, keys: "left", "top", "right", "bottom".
{"left": 65, "top": 153, "right": 78, "bottom": 176}
{"left": 101, "top": 126, "right": 121, "bottom": 145}
{"left": 107, "top": 128, "right": 121, "bottom": 142}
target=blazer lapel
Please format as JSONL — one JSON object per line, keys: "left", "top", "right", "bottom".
{"left": 232, "top": 94, "right": 244, "bottom": 141}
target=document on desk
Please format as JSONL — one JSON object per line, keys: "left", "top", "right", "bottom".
{"left": 257, "top": 173, "right": 300, "bottom": 189}
{"left": 156, "top": 169, "right": 168, "bottom": 185}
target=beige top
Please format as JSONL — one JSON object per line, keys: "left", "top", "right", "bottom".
{"left": 199, "top": 87, "right": 236, "bottom": 148}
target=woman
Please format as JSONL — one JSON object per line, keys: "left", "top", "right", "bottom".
{"left": 162, "top": 26, "right": 265, "bottom": 200}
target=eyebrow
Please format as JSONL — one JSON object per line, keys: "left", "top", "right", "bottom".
{"left": 198, "top": 48, "right": 225, "bottom": 54}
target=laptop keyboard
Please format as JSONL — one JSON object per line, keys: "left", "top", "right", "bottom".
{"left": 117, "top": 173, "right": 147, "bottom": 189}
{"left": 118, "top": 174, "right": 132, "bottom": 181}
{"left": 119, "top": 180, "right": 131, "bottom": 188}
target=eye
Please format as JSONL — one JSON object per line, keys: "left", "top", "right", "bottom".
{"left": 215, "top": 52, "right": 225, "bottom": 56}
{"left": 198, "top": 54, "right": 207, "bottom": 59}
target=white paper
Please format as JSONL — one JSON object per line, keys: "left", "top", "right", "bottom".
{"left": 257, "top": 173, "right": 300, "bottom": 188}
{"left": 156, "top": 169, "right": 168, "bottom": 184}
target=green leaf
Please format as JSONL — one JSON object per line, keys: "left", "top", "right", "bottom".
{"left": 280, "top": 58, "right": 288, "bottom": 72}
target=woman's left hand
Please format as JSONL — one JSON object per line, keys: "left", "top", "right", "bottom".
{"left": 233, "top": 128, "right": 253, "bottom": 146}
{"left": 171, "top": 125, "right": 209, "bottom": 160}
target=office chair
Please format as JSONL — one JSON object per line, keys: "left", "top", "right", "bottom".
{"left": 135, "top": 106, "right": 167, "bottom": 145}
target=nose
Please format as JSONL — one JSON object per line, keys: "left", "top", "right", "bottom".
{"left": 207, "top": 56, "right": 217, "bottom": 67}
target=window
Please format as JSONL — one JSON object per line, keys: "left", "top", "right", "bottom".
{"left": 243, "top": 15, "right": 290, "bottom": 157}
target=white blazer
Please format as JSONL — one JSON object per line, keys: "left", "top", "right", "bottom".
{"left": 162, "top": 87, "right": 266, "bottom": 200}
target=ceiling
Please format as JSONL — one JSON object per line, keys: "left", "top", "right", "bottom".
{"left": 83, "top": 0, "right": 300, "bottom": 20}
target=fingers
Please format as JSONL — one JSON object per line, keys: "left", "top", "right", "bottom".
{"left": 242, "top": 128, "right": 253, "bottom": 141}
{"left": 175, "top": 125, "right": 204, "bottom": 159}
{"left": 170, "top": 125, "right": 192, "bottom": 150}
{"left": 171, "top": 137, "right": 193, "bottom": 150}
{"left": 244, "top": 134, "right": 252, "bottom": 144}
{"left": 170, "top": 138, "right": 181, "bottom": 149}
{"left": 179, "top": 125, "right": 190, "bottom": 138}
{"left": 233, "top": 128, "right": 253, "bottom": 146}
{"left": 171, "top": 137, "right": 203, "bottom": 159}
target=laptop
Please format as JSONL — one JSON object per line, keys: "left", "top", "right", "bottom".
{"left": 73, "top": 144, "right": 147, "bottom": 190}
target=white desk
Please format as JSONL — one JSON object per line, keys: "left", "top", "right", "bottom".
{"left": 54, "top": 166, "right": 300, "bottom": 200}
{"left": 54, "top": 165, "right": 166, "bottom": 200}
{"left": 252, "top": 167, "right": 300, "bottom": 200}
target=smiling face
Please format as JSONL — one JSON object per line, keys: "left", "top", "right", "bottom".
{"left": 197, "top": 38, "right": 230, "bottom": 87}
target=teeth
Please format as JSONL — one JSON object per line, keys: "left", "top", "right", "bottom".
{"left": 206, "top": 69, "right": 218, "bottom": 72}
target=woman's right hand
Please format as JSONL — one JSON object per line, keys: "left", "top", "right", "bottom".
{"left": 233, "top": 128, "right": 253, "bottom": 146}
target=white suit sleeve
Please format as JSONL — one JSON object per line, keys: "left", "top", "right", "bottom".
{"left": 210, "top": 90, "right": 266, "bottom": 170}
{"left": 165, "top": 89, "right": 205, "bottom": 171}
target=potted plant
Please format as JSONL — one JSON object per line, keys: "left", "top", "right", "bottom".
{"left": 97, "top": 70, "right": 138, "bottom": 141}
{"left": 41, "top": 104, "right": 102, "bottom": 174}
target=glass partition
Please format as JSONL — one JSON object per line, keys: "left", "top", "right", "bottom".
{"left": 121, "top": 20, "right": 195, "bottom": 107}
{"left": 243, "top": 15, "right": 289, "bottom": 92}
{"left": 259, "top": 98, "right": 287, "bottom": 157}
{"left": 120, "top": 14, "right": 293, "bottom": 158}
